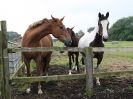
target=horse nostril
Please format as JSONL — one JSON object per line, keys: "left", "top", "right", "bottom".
{"left": 65, "top": 40, "right": 72, "bottom": 46}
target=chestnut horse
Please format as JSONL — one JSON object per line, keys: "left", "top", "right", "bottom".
{"left": 78, "top": 12, "right": 109, "bottom": 85}
{"left": 66, "top": 27, "right": 80, "bottom": 75}
{"left": 22, "top": 16, "right": 71, "bottom": 94}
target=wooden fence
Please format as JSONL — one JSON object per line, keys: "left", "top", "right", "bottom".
{"left": 0, "top": 21, "right": 133, "bottom": 99}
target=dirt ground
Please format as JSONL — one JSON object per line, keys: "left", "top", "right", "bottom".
{"left": 9, "top": 65, "right": 133, "bottom": 99}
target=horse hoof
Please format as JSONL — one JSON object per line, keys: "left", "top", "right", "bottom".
{"left": 68, "top": 70, "right": 72, "bottom": 75}
{"left": 72, "top": 66, "right": 77, "bottom": 71}
{"left": 38, "top": 89, "right": 43, "bottom": 94}
{"left": 26, "top": 88, "right": 31, "bottom": 93}
{"left": 68, "top": 72, "right": 72, "bottom": 75}
{"left": 96, "top": 82, "right": 101, "bottom": 86}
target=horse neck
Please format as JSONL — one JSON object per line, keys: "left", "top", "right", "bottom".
{"left": 91, "top": 26, "right": 103, "bottom": 46}
{"left": 93, "top": 33, "right": 103, "bottom": 42}
{"left": 70, "top": 34, "right": 79, "bottom": 47}
{"left": 22, "top": 23, "right": 51, "bottom": 46}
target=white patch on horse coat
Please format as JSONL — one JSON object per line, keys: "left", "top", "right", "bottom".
{"left": 101, "top": 20, "right": 109, "bottom": 39}
{"left": 96, "top": 77, "right": 101, "bottom": 85}
{"left": 26, "top": 87, "right": 31, "bottom": 93}
{"left": 78, "top": 26, "right": 98, "bottom": 48}
{"left": 68, "top": 70, "right": 72, "bottom": 75}
{"left": 38, "top": 84, "right": 43, "bottom": 94}
{"left": 78, "top": 19, "right": 109, "bottom": 48}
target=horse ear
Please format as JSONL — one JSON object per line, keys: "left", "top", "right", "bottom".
{"left": 106, "top": 12, "right": 109, "bottom": 18}
{"left": 71, "top": 27, "right": 74, "bottom": 30}
{"left": 60, "top": 16, "right": 65, "bottom": 21}
{"left": 51, "top": 15, "right": 57, "bottom": 21}
{"left": 98, "top": 12, "right": 102, "bottom": 18}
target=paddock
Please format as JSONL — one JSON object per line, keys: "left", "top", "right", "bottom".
{"left": 0, "top": 21, "right": 133, "bottom": 99}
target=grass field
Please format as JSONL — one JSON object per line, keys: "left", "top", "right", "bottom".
{"left": 30, "top": 41, "right": 133, "bottom": 72}
{"left": 49, "top": 41, "right": 133, "bottom": 72}
{"left": 105, "top": 41, "right": 133, "bottom": 48}
{"left": 54, "top": 40, "right": 133, "bottom": 48}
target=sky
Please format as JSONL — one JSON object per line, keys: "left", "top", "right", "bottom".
{"left": 0, "top": 0, "right": 133, "bottom": 36}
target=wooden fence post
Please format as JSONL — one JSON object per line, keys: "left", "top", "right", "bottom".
{"left": 84, "top": 47, "right": 93, "bottom": 98}
{"left": 0, "top": 21, "right": 11, "bottom": 99}
{"left": 0, "top": 21, "right": 4, "bottom": 98}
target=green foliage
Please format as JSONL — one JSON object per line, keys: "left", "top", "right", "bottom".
{"left": 109, "top": 16, "right": 133, "bottom": 41}
{"left": 7, "top": 31, "right": 21, "bottom": 41}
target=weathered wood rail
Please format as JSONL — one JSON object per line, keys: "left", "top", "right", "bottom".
{"left": 8, "top": 46, "right": 133, "bottom": 53}
{"left": 0, "top": 21, "right": 133, "bottom": 99}
{"left": 11, "top": 70, "right": 133, "bottom": 83}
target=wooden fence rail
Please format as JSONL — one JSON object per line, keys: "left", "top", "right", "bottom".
{"left": 11, "top": 70, "right": 133, "bottom": 83}
{"left": 8, "top": 47, "right": 133, "bottom": 53}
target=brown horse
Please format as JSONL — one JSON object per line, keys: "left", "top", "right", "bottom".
{"left": 22, "top": 16, "right": 71, "bottom": 94}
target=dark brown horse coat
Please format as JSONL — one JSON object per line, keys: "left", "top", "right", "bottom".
{"left": 67, "top": 28, "right": 80, "bottom": 74}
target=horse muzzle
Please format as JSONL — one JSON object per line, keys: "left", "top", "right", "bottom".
{"left": 103, "top": 35, "right": 108, "bottom": 42}
{"left": 103, "top": 38, "right": 108, "bottom": 42}
{"left": 64, "top": 40, "right": 72, "bottom": 47}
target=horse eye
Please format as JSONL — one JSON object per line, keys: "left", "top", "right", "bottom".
{"left": 59, "top": 26, "right": 64, "bottom": 29}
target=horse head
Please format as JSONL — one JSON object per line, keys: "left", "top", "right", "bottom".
{"left": 98, "top": 12, "right": 109, "bottom": 41}
{"left": 67, "top": 27, "right": 79, "bottom": 47}
{"left": 67, "top": 27, "right": 75, "bottom": 38}
{"left": 50, "top": 16, "right": 72, "bottom": 46}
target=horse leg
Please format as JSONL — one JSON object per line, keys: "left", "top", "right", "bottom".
{"left": 72, "top": 54, "right": 76, "bottom": 70}
{"left": 95, "top": 53, "right": 103, "bottom": 86}
{"left": 68, "top": 53, "right": 72, "bottom": 75}
{"left": 43, "top": 54, "right": 51, "bottom": 76}
{"left": 36, "top": 56, "right": 44, "bottom": 94}
{"left": 75, "top": 53, "right": 79, "bottom": 73}
{"left": 24, "top": 59, "right": 31, "bottom": 77}
{"left": 23, "top": 58, "right": 31, "bottom": 93}
{"left": 80, "top": 52, "right": 85, "bottom": 65}
{"left": 81, "top": 57, "right": 85, "bottom": 65}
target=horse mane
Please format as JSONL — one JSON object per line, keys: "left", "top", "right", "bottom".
{"left": 28, "top": 18, "right": 49, "bottom": 30}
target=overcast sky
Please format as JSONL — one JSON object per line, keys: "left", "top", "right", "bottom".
{"left": 0, "top": 0, "right": 133, "bottom": 36}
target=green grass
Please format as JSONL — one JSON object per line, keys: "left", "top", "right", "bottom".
{"left": 105, "top": 41, "right": 133, "bottom": 48}
{"left": 51, "top": 41, "right": 133, "bottom": 71}
{"left": 53, "top": 40, "right": 64, "bottom": 47}
{"left": 30, "top": 41, "right": 133, "bottom": 71}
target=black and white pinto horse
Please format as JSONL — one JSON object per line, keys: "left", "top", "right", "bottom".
{"left": 78, "top": 12, "right": 109, "bottom": 85}
{"left": 66, "top": 27, "right": 80, "bottom": 75}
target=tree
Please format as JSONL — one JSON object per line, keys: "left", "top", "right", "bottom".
{"left": 109, "top": 16, "right": 133, "bottom": 41}
{"left": 87, "top": 27, "right": 94, "bottom": 33}
{"left": 77, "top": 30, "right": 84, "bottom": 38}
{"left": 7, "top": 31, "right": 22, "bottom": 41}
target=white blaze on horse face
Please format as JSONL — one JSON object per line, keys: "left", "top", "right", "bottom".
{"left": 101, "top": 20, "right": 109, "bottom": 39}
